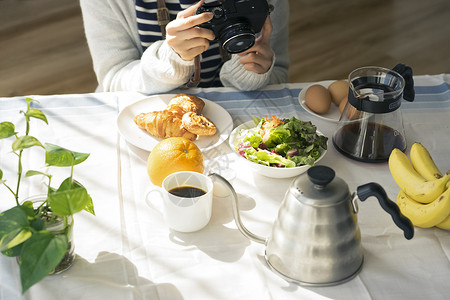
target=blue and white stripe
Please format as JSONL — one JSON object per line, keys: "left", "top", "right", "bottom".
{"left": 1, "top": 76, "right": 448, "bottom": 119}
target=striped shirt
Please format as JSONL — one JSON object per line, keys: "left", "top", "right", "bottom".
{"left": 135, "top": 0, "right": 224, "bottom": 87}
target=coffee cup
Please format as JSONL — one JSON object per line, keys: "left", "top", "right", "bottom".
{"left": 146, "top": 171, "right": 213, "bottom": 232}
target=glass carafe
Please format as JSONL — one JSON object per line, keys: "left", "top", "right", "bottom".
{"left": 332, "top": 65, "right": 415, "bottom": 162}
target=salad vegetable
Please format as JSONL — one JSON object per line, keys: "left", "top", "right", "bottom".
{"left": 234, "top": 116, "right": 328, "bottom": 168}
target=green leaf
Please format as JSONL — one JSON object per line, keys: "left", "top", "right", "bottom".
{"left": 26, "top": 97, "right": 37, "bottom": 107}
{"left": 0, "top": 169, "right": 3, "bottom": 180}
{"left": 13, "top": 203, "right": 36, "bottom": 224}
{"left": 21, "top": 201, "right": 35, "bottom": 212}
{"left": 244, "top": 132, "right": 262, "bottom": 148}
{"left": 0, "top": 207, "right": 31, "bottom": 251}
{"left": 12, "top": 135, "right": 44, "bottom": 151}
{"left": 48, "top": 178, "right": 90, "bottom": 216}
{"left": 45, "top": 144, "right": 74, "bottom": 166}
{"left": 252, "top": 116, "right": 262, "bottom": 125}
{"left": 83, "top": 194, "right": 95, "bottom": 216}
{"left": 2, "top": 243, "right": 23, "bottom": 257}
{"left": 25, "top": 170, "right": 51, "bottom": 179}
{"left": 45, "top": 143, "right": 90, "bottom": 167}
{"left": 30, "top": 217, "right": 45, "bottom": 232}
{"left": 4, "top": 228, "right": 32, "bottom": 250}
{"left": 0, "top": 122, "right": 16, "bottom": 139}
{"left": 19, "top": 231, "right": 68, "bottom": 293}
{"left": 242, "top": 147, "right": 296, "bottom": 168}
{"left": 26, "top": 108, "right": 48, "bottom": 124}
{"left": 264, "top": 126, "right": 291, "bottom": 148}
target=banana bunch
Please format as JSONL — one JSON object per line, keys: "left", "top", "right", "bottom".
{"left": 388, "top": 142, "right": 450, "bottom": 229}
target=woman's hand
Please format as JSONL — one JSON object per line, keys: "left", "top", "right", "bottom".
{"left": 237, "top": 17, "right": 274, "bottom": 74}
{"left": 165, "top": 0, "right": 215, "bottom": 61}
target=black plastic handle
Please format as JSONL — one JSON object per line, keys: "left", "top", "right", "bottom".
{"left": 392, "top": 63, "right": 415, "bottom": 102}
{"left": 357, "top": 182, "right": 414, "bottom": 240}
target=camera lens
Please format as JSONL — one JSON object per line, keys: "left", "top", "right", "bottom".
{"left": 219, "top": 23, "right": 255, "bottom": 54}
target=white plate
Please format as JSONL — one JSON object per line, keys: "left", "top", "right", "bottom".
{"left": 117, "top": 94, "right": 233, "bottom": 152}
{"left": 229, "top": 121, "right": 327, "bottom": 179}
{"left": 298, "top": 80, "right": 342, "bottom": 123}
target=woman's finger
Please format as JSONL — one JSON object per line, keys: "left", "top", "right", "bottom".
{"left": 258, "top": 16, "right": 273, "bottom": 45}
{"left": 168, "top": 36, "right": 210, "bottom": 61}
{"left": 168, "top": 12, "right": 213, "bottom": 33}
{"left": 177, "top": 0, "right": 205, "bottom": 18}
{"left": 167, "top": 25, "right": 214, "bottom": 42}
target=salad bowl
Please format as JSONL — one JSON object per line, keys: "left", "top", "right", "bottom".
{"left": 229, "top": 120, "right": 327, "bottom": 179}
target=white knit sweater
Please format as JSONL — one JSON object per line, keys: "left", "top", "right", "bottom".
{"left": 79, "top": 0, "right": 289, "bottom": 94}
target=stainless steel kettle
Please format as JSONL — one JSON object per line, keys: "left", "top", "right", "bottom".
{"left": 211, "top": 165, "right": 414, "bottom": 286}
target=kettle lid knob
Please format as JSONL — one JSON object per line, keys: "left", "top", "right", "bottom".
{"left": 307, "top": 166, "right": 335, "bottom": 186}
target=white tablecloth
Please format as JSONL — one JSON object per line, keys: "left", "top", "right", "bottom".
{"left": 1, "top": 74, "right": 449, "bottom": 300}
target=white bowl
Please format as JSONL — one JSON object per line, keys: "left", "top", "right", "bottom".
{"left": 229, "top": 121, "right": 327, "bottom": 179}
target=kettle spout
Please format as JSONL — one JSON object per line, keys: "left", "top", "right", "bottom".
{"left": 209, "top": 173, "right": 266, "bottom": 244}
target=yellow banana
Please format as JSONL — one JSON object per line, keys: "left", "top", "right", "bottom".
{"left": 436, "top": 183, "right": 450, "bottom": 230}
{"left": 410, "top": 142, "right": 443, "bottom": 180}
{"left": 389, "top": 148, "right": 450, "bottom": 203}
{"left": 396, "top": 187, "right": 450, "bottom": 228}
{"left": 436, "top": 214, "right": 450, "bottom": 230}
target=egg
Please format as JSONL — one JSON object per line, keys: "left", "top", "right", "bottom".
{"left": 338, "top": 97, "right": 348, "bottom": 113}
{"left": 305, "top": 84, "right": 332, "bottom": 114}
{"left": 328, "top": 80, "right": 349, "bottom": 105}
{"left": 339, "top": 97, "right": 361, "bottom": 120}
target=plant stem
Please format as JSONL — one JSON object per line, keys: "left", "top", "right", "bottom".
{"left": 70, "top": 165, "right": 74, "bottom": 185}
{"left": 14, "top": 149, "right": 23, "bottom": 206}
{"left": 46, "top": 176, "right": 52, "bottom": 198}
{"left": 13, "top": 106, "right": 31, "bottom": 206}
{"left": 3, "top": 182, "right": 16, "bottom": 199}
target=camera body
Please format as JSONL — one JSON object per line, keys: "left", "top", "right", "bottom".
{"left": 195, "top": 0, "right": 270, "bottom": 54}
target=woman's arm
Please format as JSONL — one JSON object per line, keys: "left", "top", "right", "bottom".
{"left": 79, "top": 0, "right": 203, "bottom": 94}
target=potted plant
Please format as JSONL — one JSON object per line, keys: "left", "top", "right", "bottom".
{"left": 0, "top": 98, "right": 94, "bottom": 293}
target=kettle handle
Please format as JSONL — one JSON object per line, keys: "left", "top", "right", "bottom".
{"left": 357, "top": 182, "right": 414, "bottom": 240}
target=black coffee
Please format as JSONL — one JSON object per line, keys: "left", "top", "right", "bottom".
{"left": 168, "top": 186, "right": 206, "bottom": 198}
{"left": 333, "top": 122, "right": 406, "bottom": 162}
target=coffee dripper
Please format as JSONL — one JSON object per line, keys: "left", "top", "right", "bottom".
{"left": 333, "top": 64, "right": 415, "bottom": 162}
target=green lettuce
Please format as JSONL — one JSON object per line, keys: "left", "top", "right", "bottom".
{"left": 236, "top": 117, "right": 328, "bottom": 168}
{"left": 242, "top": 147, "right": 296, "bottom": 168}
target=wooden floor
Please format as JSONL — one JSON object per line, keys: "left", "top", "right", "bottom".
{"left": 1, "top": 0, "right": 449, "bottom": 97}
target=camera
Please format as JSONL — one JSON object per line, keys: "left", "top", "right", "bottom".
{"left": 195, "top": 0, "right": 270, "bottom": 54}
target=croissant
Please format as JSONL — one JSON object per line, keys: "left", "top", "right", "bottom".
{"left": 134, "top": 110, "right": 197, "bottom": 141}
{"left": 166, "top": 93, "right": 205, "bottom": 115}
{"left": 182, "top": 112, "right": 216, "bottom": 136}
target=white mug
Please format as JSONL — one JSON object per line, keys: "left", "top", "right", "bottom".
{"left": 146, "top": 171, "right": 213, "bottom": 232}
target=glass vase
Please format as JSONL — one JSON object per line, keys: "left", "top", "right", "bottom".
{"left": 21, "top": 195, "right": 75, "bottom": 274}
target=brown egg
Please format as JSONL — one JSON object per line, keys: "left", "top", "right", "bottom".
{"left": 339, "top": 97, "right": 361, "bottom": 120}
{"left": 328, "top": 80, "right": 349, "bottom": 106}
{"left": 338, "top": 97, "right": 348, "bottom": 113}
{"left": 305, "top": 84, "right": 332, "bottom": 114}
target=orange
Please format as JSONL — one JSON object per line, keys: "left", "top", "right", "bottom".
{"left": 147, "top": 137, "right": 204, "bottom": 187}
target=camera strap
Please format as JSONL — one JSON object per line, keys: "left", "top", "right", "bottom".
{"left": 184, "top": 0, "right": 229, "bottom": 88}
{"left": 186, "top": 0, "right": 230, "bottom": 88}
{"left": 156, "top": 0, "right": 170, "bottom": 39}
